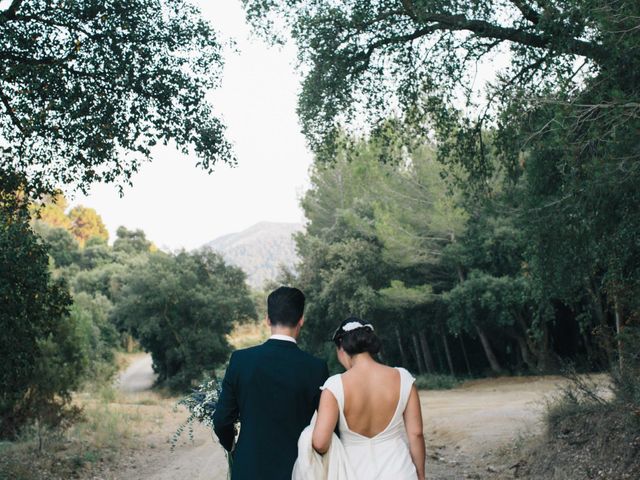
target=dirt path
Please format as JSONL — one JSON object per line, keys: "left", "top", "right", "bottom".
{"left": 116, "top": 354, "right": 157, "bottom": 393}
{"left": 112, "top": 356, "right": 580, "bottom": 480}
{"left": 421, "top": 376, "right": 573, "bottom": 479}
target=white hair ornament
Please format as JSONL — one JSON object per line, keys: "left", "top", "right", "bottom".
{"left": 342, "top": 321, "right": 374, "bottom": 332}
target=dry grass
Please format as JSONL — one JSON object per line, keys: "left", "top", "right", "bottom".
{"left": 227, "top": 320, "right": 269, "bottom": 350}
{"left": 0, "top": 354, "right": 177, "bottom": 480}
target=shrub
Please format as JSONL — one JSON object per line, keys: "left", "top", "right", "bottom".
{"left": 0, "top": 194, "right": 85, "bottom": 438}
{"left": 611, "top": 327, "right": 640, "bottom": 411}
{"left": 70, "top": 292, "right": 119, "bottom": 386}
{"left": 414, "top": 373, "right": 461, "bottom": 390}
{"left": 114, "top": 249, "right": 256, "bottom": 390}
{"left": 545, "top": 371, "right": 611, "bottom": 431}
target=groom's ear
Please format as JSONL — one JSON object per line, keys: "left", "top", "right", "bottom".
{"left": 265, "top": 315, "right": 272, "bottom": 327}
{"left": 298, "top": 316, "right": 305, "bottom": 328}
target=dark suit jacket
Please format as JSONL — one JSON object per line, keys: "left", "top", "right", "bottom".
{"left": 213, "top": 339, "right": 329, "bottom": 480}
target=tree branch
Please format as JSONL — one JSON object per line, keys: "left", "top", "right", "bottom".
{"left": 480, "top": 53, "right": 549, "bottom": 123}
{"left": 0, "top": 47, "right": 78, "bottom": 66}
{"left": 10, "top": 13, "right": 96, "bottom": 38}
{"left": 395, "top": 9, "right": 605, "bottom": 61}
{"left": 1, "top": 0, "right": 24, "bottom": 19}
{"left": 371, "top": 24, "right": 439, "bottom": 51}
{"left": 400, "top": 0, "right": 418, "bottom": 21}
{"left": 507, "top": 0, "right": 541, "bottom": 24}
{"left": 436, "top": 14, "right": 601, "bottom": 59}
{"left": 0, "top": 86, "right": 25, "bottom": 134}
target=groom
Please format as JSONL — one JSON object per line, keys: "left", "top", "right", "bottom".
{"left": 213, "top": 286, "right": 329, "bottom": 479}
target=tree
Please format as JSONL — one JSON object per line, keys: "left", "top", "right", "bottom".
{"left": 295, "top": 141, "right": 394, "bottom": 357}
{"left": 241, "top": 0, "right": 629, "bottom": 153}
{"left": 32, "top": 221, "right": 80, "bottom": 267}
{"left": 0, "top": 183, "right": 85, "bottom": 438}
{"left": 1, "top": 0, "right": 234, "bottom": 195}
{"left": 69, "top": 292, "right": 119, "bottom": 384}
{"left": 246, "top": 0, "right": 640, "bottom": 378}
{"left": 446, "top": 271, "right": 527, "bottom": 373}
{"left": 68, "top": 205, "right": 108, "bottom": 246}
{"left": 113, "top": 226, "right": 153, "bottom": 255}
{"left": 33, "top": 193, "right": 72, "bottom": 229}
{"left": 113, "top": 250, "right": 256, "bottom": 390}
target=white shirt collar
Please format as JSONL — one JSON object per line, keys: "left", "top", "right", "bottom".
{"left": 269, "top": 334, "right": 297, "bottom": 344}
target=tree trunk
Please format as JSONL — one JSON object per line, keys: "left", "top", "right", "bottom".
{"left": 419, "top": 331, "right": 435, "bottom": 374}
{"left": 586, "top": 279, "right": 614, "bottom": 365}
{"left": 456, "top": 265, "right": 465, "bottom": 283}
{"left": 515, "top": 312, "right": 539, "bottom": 364}
{"left": 459, "top": 335, "right": 472, "bottom": 376}
{"left": 433, "top": 335, "right": 445, "bottom": 372}
{"left": 412, "top": 334, "right": 426, "bottom": 374}
{"left": 505, "top": 325, "right": 536, "bottom": 371}
{"left": 474, "top": 323, "right": 501, "bottom": 374}
{"left": 536, "top": 319, "right": 558, "bottom": 372}
{"left": 514, "top": 332, "right": 536, "bottom": 371}
{"left": 441, "top": 330, "right": 455, "bottom": 376}
{"left": 395, "top": 325, "right": 409, "bottom": 368}
{"left": 614, "top": 295, "right": 624, "bottom": 371}
{"left": 582, "top": 332, "right": 594, "bottom": 363}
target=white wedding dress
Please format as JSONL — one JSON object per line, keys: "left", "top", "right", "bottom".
{"left": 293, "top": 367, "right": 418, "bottom": 480}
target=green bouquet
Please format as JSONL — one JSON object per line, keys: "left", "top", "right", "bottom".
{"left": 172, "top": 378, "right": 236, "bottom": 478}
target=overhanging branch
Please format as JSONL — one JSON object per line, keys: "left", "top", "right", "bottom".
{"left": 0, "top": 86, "right": 25, "bottom": 134}
{"left": 508, "top": 0, "right": 541, "bottom": 24}
{"left": 0, "top": 47, "right": 78, "bottom": 66}
{"left": 1, "top": 0, "right": 24, "bottom": 19}
{"left": 394, "top": 7, "right": 605, "bottom": 61}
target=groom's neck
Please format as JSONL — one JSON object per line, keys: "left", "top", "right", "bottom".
{"left": 270, "top": 325, "right": 299, "bottom": 340}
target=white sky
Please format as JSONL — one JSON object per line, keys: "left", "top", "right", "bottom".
{"left": 72, "top": 1, "right": 311, "bottom": 251}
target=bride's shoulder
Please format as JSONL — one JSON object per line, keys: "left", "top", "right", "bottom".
{"left": 321, "top": 373, "right": 342, "bottom": 390}
{"left": 320, "top": 374, "right": 342, "bottom": 397}
{"left": 393, "top": 366, "right": 416, "bottom": 381}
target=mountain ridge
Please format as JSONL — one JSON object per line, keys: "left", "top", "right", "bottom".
{"left": 202, "top": 221, "right": 303, "bottom": 289}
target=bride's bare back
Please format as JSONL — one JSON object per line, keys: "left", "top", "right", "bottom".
{"left": 311, "top": 319, "right": 425, "bottom": 480}
{"left": 341, "top": 363, "right": 400, "bottom": 437}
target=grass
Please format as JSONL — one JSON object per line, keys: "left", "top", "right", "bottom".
{"left": 414, "top": 373, "right": 462, "bottom": 390}
{"left": 227, "top": 320, "right": 269, "bottom": 350}
{"left": 0, "top": 394, "right": 142, "bottom": 480}
{"left": 0, "top": 353, "right": 170, "bottom": 480}
{"left": 545, "top": 372, "right": 611, "bottom": 430}
{"left": 68, "top": 401, "right": 136, "bottom": 453}
{"left": 516, "top": 349, "right": 640, "bottom": 479}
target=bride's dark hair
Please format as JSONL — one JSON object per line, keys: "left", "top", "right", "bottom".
{"left": 332, "top": 316, "right": 381, "bottom": 356}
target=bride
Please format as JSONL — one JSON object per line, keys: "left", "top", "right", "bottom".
{"left": 310, "top": 317, "right": 426, "bottom": 480}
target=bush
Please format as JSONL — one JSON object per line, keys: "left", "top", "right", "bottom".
{"left": 545, "top": 371, "right": 611, "bottom": 430}
{"left": 611, "top": 327, "right": 640, "bottom": 411}
{"left": 0, "top": 195, "right": 86, "bottom": 438}
{"left": 114, "top": 249, "right": 256, "bottom": 390}
{"left": 414, "top": 373, "right": 461, "bottom": 390}
{"left": 70, "top": 292, "right": 119, "bottom": 386}
{"left": 546, "top": 327, "right": 640, "bottom": 431}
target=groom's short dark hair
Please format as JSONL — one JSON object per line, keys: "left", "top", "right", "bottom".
{"left": 267, "top": 286, "right": 305, "bottom": 327}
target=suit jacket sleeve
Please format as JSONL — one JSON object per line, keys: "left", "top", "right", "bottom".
{"left": 313, "top": 360, "right": 330, "bottom": 411}
{"left": 213, "top": 352, "right": 239, "bottom": 451}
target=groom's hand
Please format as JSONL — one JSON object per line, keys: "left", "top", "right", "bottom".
{"left": 229, "top": 424, "right": 238, "bottom": 454}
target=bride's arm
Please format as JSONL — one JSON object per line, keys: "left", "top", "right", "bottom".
{"left": 403, "top": 385, "right": 426, "bottom": 480}
{"left": 312, "top": 389, "right": 339, "bottom": 454}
